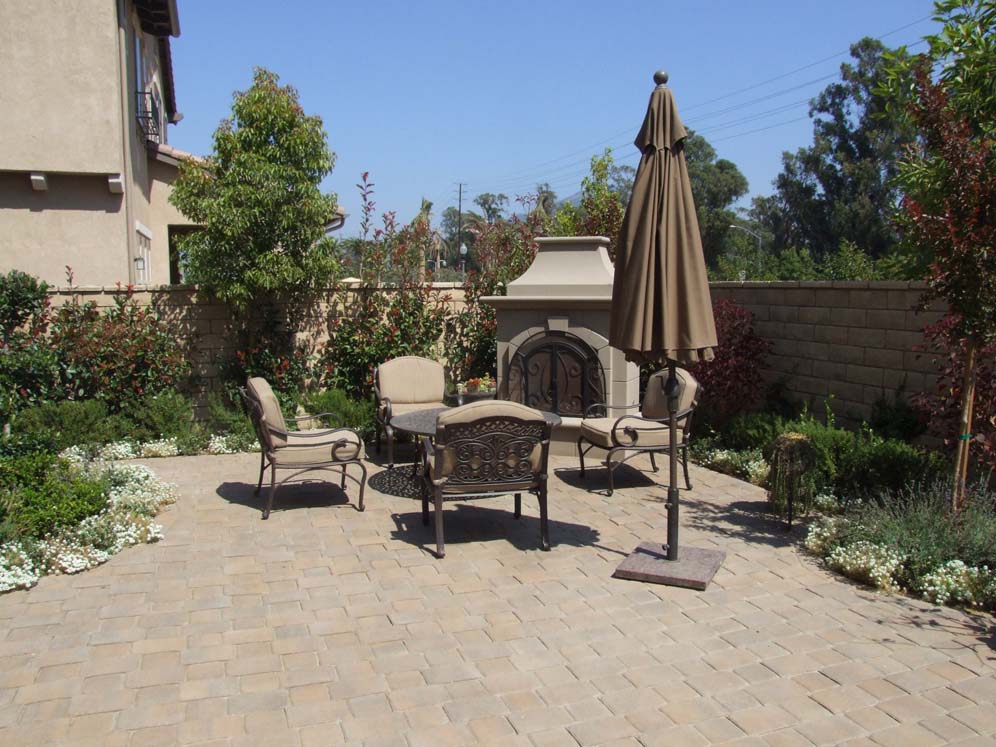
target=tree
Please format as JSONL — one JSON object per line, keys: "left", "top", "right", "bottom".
{"left": 547, "top": 149, "right": 626, "bottom": 258}
{"left": 170, "top": 68, "right": 340, "bottom": 311}
{"left": 753, "top": 38, "right": 916, "bottom": 261}
{"left": 473, "top": 193, "right": 509, "bottom": 224}
{"left": 884, "top": 0, "right": 996, "bottom": 507}
{"left": 684, "top": 131, "right": 750, "bottom": 268}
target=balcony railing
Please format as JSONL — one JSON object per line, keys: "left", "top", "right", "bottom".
{"left": 135, "top": 90, "right": 162, "bottom": 144}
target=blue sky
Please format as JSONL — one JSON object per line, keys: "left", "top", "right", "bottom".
{"left": 169, "top": 0, "right": 938, "bottom": 236}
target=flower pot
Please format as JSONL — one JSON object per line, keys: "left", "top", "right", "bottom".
{"left": 457, "top": 391, "right": 496, "bottom": 405}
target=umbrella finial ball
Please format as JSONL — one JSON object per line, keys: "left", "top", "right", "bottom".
{"left": 654, "top": 70, "right": 669, "bottom": 86}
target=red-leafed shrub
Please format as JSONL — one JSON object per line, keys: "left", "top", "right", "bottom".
{"left": 48, "top": 286, "right": 190, "bottom": 412}
{"left": 913, "top": 314, "right": 996, "bottom": 477}
{"left": 690, "top": 299, "right": 772, "bottom": 428}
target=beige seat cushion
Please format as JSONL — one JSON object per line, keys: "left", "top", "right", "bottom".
{"left": 580, "top": 417, "right": 682, "bottom": 449}
{"left": 246, "top": 377, "right": 289, "bottom": 447}
{"left": 378, "top": 356, "right": 446, "bottom": 404}
{"left": 270, "top": 429, "right": 363, "bottom": 465}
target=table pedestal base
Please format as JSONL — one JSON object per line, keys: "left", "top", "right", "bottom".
{"left": 613, "top": 542, "right": 725, "bottom": 590}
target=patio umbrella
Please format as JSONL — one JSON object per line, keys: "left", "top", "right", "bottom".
{"left": 610, "top": 72, "right": 719, "bottom": 580}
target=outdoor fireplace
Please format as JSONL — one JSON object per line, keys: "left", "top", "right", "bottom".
{"left": 482, "top": 236, "right": 639, "bottom": 455}
{"left": 506, "top": 332, "right": 604, "bottom": 417}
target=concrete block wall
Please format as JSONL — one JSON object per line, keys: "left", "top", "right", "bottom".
{"left": 45, "top": 280, "right": 946, "bottom": 427}
{"left": 46, "top": 283, "right": 467, "bottom": 414}
{"left": 709, "top": 281, "right": 946, "bottom": 425}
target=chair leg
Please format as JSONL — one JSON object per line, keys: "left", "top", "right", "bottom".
{"left": 386, "top": 425, "right": 395, "bottom": 470}
{"left": 606, "top": 448, "right": 619, "bottom": 497}
{"left": 433, "top": 490, "right": 445, "bottom": 558}
{"left": 649, "top": 451, "right": 658, "bottom": 473}
{"left": 263, "top": 468, "right": 275, "bottom": 520}
{"left": 255, "top": 452, "right": 266, "bottom": 495}
{"left": 341, "top": 466, "right": 347, "bottom": 489}
{"left": 514, "top": 493, "right": 521, "bottom": 519}
{"left": 421, "top": 480, "right": 429, "bottom": 526}
{"left": 355, "top": 462, "right": 367, "bottom": 512}
{"left": 681, "top": 448, "right": 692, "bottom": 490}
{"left": 538, "top": 485, "right": 550, "bottom": 551}
{"left": 375, "top": 421, "right": 382, "bottom": 454}
{"left": 577, "top": 437, "right": 586, "bottom": 478}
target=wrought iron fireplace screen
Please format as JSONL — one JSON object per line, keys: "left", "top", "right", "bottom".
{"left": 506, "top": 334, "right": 605, "bottom": 416}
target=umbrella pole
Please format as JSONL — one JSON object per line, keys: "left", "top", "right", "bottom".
{"left": 665, "top": 359, "right": 680, "bottom": 560}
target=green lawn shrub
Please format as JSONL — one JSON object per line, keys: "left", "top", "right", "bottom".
{"left": 711, "top": 410, "right": 944, "bottom": 499}
{"left": 13, "top": 400, "right": 132, "bottom": 452}
{"left": 206, "top": 393, "right": 257, "bottom": 451}
{"left": 128, "top": 389, "right": 207, "bottom": 454}
{"left": 303, "top": 389, "right": 376, "bottom": 441}
{"left": 0, "top": 453, "right": 108, "bottom": 541}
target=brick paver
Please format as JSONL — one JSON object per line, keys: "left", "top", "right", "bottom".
{"left": 0, "top": 452, "right": 993, "bottom": 746}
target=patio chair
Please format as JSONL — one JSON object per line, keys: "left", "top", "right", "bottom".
{"left": 374, "top": 356, "right": 447, "bottom": 469}
{"left": 419, "top": 400, "right": 552, "bottom": 558}
{"left": 577, "top": 367, "right": 700, "bottom": 496}
{"left": 241, "top": 377, "right": 366, "bottom": 519}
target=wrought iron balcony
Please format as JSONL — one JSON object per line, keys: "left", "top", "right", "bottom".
{"left": 135, "top": 90, "right": 162, "bottom": 144}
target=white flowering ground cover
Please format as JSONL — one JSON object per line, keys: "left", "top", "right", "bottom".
{"left": 693, "top": 445, "right": 770, "bottom": 486}
{"left": 804, "top": 506, "right": 996, "bottom": 612}
{"left": 0, "top": 460, "right": 177, "bottom": 593}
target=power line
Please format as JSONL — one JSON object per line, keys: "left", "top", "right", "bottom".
{"left": 463, "top": 14, "right": 934, "bottom": 195}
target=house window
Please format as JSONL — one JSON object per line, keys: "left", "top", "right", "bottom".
{"left": 135, "top": 222, "right": 153, "bottom": 284}
{"left": 134, "top": 26, "right": 146, "bottom": 92}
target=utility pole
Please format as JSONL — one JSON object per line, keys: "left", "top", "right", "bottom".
{"left": 456, "top": 182, "right": 465, "bottom": 268}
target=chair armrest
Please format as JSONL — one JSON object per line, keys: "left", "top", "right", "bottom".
{"left": 609, "top": 407, "right": 695, "bottom": 447}
{"left": 377, "top": 396, "right": 393, "bottom": 423}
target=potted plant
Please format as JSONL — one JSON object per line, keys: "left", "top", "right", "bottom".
{"left": 457, "top": 374, "right": 497, "bottom": 405}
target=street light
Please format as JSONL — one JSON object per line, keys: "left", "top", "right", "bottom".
{"left": 460, "top": 243, "right": 468, "bottom": 277}
{"left": 728, "top": 224, "right": 762, "bottom": 280}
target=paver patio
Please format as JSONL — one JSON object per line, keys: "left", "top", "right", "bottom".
{"left": 0, "top": 452, "right": 993, "bottom": 747}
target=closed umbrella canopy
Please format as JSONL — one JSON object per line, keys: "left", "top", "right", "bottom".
{"left": 609, "top": 73, "right": 717, "bottom": 366}
{"left": 608, "top": 73, "right": 720, "bottom": 569}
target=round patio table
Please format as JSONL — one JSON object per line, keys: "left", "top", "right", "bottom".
{"left": 391, "top": 406, "right": 562, "bottom": 439}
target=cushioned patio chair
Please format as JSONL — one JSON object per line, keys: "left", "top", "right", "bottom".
{"left": 241, "top": 377, "right": 366, "bottom": 519}
{"left": 374, "top": 356, "right": 447, "bottom": 469}
{"left": 419, "top": 400, "right": 552, "bottom": 558}
{"left": 577, "top": 367, "right": 700, "bottom": 496}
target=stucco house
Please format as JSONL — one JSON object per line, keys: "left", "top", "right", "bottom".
{"left": 0, "top": 0, "right": 194, "bottom": 287}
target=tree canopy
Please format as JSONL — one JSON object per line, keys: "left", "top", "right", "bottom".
{"left": 751, "top": 38, "right": 916, "bottom": 261}
{"left": 170, "top": 68, "right": 340, "bottom": 311}
{"left": 684, "top": 131, "right": 750, "bottom": 268}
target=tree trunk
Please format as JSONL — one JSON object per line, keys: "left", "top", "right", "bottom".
{"left": 952, "top": 339, "right": 978, "bottom": 512}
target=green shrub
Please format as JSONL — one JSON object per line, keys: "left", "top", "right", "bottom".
{"left": 839, "top": 480, "right": 996, "bottom": 597}
{"left": 0, "top": 270, "right": 49, "bottom": 343}
{"left": 0, "top": 453, "right": 108, "bottom": 541}
{"left": 206, "top": 392, "right": 256, "bottom": 447}
{"left": 0, "top": 335, "right": 60, "bottom": 424}
{"left": 303, "top": 389, "right": 376, "bottom": 441}
{"left": 835, "top": 432, "right": 947, "bottom": 498}
{"left": 870, "top": 386, "right": 927, "bottom": 442}
{"left": 716, "top": 408, "right": 943, "bottom": 499}
{"left": 722, "top": 411, "right": 786, "bottom": 452}
{"left": 128, "top": 389, "right": 206, "bottom": 454}
{"left": 14, "top": 400, "right": 132, "bottom": 452}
